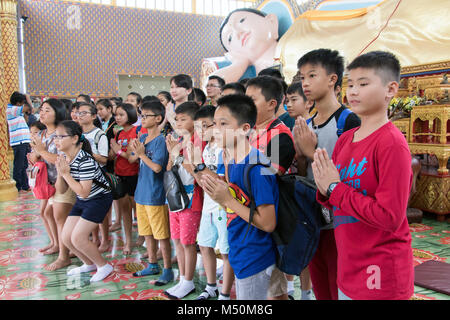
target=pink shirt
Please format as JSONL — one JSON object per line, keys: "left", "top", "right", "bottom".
{"left": 317, "top": 122, "right": 414, "bottom": 300}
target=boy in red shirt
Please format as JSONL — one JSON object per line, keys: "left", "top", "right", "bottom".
{"left": 312, "top": 51, "right": 414, "bottom": 300}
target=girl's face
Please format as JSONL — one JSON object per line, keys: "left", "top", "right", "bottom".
{"left": 110, "top": 100, "right": 118, "bottom": 114}
{"left": 115, "top": 107, "right": 129, "bottom": 127}
{"left": 77, "top": 105, "right": 96, "bottom": 126}
{"left": 157, "top": 94, "right": 169, "bottom": 107}
{"left": 170, "top": 81, "right": 191, "bottom": 103}
{"left": 96, "top": 103, "right": 111, "bottom": 121}
{"left": 71, "top": 108, "right": 79, "bottom": 123}
{"left": 54, "top": 126, "right": 78, "bottom": 153}
{"left": 125, "top": 94, "right": 138, "bottom": 108}
{"left": 39, "top": 103, "right": 56, "bottom": 126}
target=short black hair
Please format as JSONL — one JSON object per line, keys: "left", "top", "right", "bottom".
{"left": 157, "top": 91, "right": 172, "bottom": 103}
{"left": 286, "top": 82, "right": 307, "bottom": 101}
{"left": 116, "top": 103, "right": 138, "bottom": 125}
{"left": 10, "top": 91, "right": 26, "bottom": 105}
{"left": 194, "top": 105, "right": 216, "bottom": 121}
{"left": 128, "top": 92, "right": 142, "bottom": 105}
{"left": 30, "top": 121, "right": 46, "bottom": 131}
{"left": 216, "top": 94, "right": 257, "bottom": 128}
{"left": 142, "top": 95, "right": 159, "bottom": 103}
{"left": 221, "top": 82, "right": 246, "bottom": 95}
{"left": 42, "top": 98, "right": 68, "bottom": 124}
{"left": 347, "top": 50, "right": 401, "bottom": 83}
{"left": 96, "top": 98, "right": 113, "bottom": 110}
{"left": 193, "top": 88, "right": 207, "bottom": 106}
{"left": 208, "top": 75, "right": 225, "bottom": 88}
{"left": 246, "top": 75, "right": 284, "bottom": 112}
{"left": 175, "top": 101, "right": 200, "bottom": 120}
{"left": 60, "top": 99, "right": 73, "bottom": 113}
{"left": 78, "top": 102, "right": 97, "bottom": 115}
{"left": 239, "top": 78, "right": 250, "bottom": 87}
{"left": 77, "top": 94, "right": 91, "bottom": 103}
{"left": 170, "top": 74, "right": 193, "bottom": 90}
{"left": 297, "top": 48, "right": 344, "bottom": 90}
{"left": 141, "top": 101, "right": 165, "bottom": 125}
{"left": 258, "top": 67, "right": 283, "bottom": 79}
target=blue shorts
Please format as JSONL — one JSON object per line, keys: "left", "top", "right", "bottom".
{"left": 197, "top": 207, "right": 229, "bottom": 254}
{"left": 69, "top": 192, "right": 113, "bottom": 224}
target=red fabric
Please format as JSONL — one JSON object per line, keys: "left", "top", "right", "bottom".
{"left": 32, "top": 161, "right": 56, "bottom": 200}
{"left": 114, "top": 126, "right": 139, "bottom": 176}
{"left": 317, "top": 122, "right": 414, "bottom": 300}
{"left": 309, "top": 229, "right": 338, "bottom": 300}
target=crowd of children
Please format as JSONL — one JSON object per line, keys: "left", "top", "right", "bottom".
{"left": 7, "top": 48, "right": 414, "bottom": 300}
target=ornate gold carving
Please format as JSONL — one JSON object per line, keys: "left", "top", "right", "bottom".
{"left": 409, "top": 173, "right": 450, "bottom": 215}
{"left": 392, "top": 118, "right": 410, "bottom": 141}
{"left": 401, "top": 60, "right": 450, "bottom": 75}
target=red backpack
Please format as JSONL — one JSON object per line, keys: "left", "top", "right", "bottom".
{"left": 30, "top": 161, "right": 56, "bottom": 199}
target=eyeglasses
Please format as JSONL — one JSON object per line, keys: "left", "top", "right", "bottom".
{"left": 74, "top": 111, "right": 91, "bottom": 117}
{"left": 54, "top": 135, "right": 72, "bottom": 140}
{"left": 141, "top": 114, "right": 159, "bottom": 119}
{"left": 206, "top": 84, "right": 221, "bottom": 88}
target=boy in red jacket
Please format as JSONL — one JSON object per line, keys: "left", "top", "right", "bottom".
{"left": 312, "top": 51, "right": 414, "bottom": 300}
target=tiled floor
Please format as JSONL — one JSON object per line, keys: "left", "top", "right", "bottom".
{"left": 0, "top": 191, "right": 448, "bottom": 300}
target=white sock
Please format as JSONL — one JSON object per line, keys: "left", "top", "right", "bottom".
{"left": 287, "top": 280, "right": 295, "bottom": 295}
{"left": 90, "top": 263, "right": 113, "bottom": 282}
{"left": 218, "top": 293, "right": 231, "bottom": 300}
{"left": 301, "top": 289, "right": 313, "bottom": 300}
{"left": 172, "top": 279, "right": 195, "bottom": 299}
{"left": 206, "top": 284, "right": 218, "bottom": 296}
{"left": 67, "top": 263, "right": 96, "bottom": 276}
{"left": 166, "top": 276, "right": 184, "bottom": 295}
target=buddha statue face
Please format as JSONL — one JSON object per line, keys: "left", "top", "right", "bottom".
{"left": 220, "top": 9, "right": 279, "bottom": 64}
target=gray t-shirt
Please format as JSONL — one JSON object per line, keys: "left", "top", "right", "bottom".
{"left": 305, "top": 106, "right": 360, "bottom": 229}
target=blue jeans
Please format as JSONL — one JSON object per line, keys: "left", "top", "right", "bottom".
{"left": 338, "top": 288, "right": 352, "bottom": 300}
{"left": 12, "top": 143, "right": 30, "bottom": 191}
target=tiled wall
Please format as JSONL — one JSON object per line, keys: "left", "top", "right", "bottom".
{"left": 19, "top": 0, "right": 225, "bottom": 98}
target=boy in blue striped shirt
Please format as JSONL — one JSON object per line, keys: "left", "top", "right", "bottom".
{"left": 6, "top": 92, "right": 31, "bottom": 192}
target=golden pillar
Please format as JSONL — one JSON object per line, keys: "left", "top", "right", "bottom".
{"left": 0, "top": 0, "right": 19, "bottom": 201}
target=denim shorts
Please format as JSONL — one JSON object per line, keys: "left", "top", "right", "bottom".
{"left": 69, "top": 192, "right": 113, "bottom": 224}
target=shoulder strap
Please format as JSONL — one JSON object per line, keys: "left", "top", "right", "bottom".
{"left": 77, "top": 154, "right": 111, "bottom": 191}
{"left": 105, "top": 120, "right": 116, "bottom": 134}
{"left": 94, "top": 130, "right": 106, "bottom": 148}
{"left": 306, "top": 117, "right": 313, "bottom": 125}
{"left": 242, "top": 160, "right": 273, "bottom": 241}
{"left": 336, "top": 108, "right": 352, "bottom": 137}
{"left": 115, "top": 129, "right": 123, "bottom": 142}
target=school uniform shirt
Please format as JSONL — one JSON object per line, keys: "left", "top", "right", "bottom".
{"left": 317, "top": 122, "right": 414, "bottom": 300}
{"left": 114, "top": 126, "right": 139, "bottom": 176}
{"left": 249, "top": 118, "right": 295, "bottom": 175}
{"left": 217, "top": 148, "right": 278, "bottom": 279}
{"left": 69, "top": 149, "right": 110, "bottom": 200}
{"left": 84, "top": 127, "right": 109, "bottom": 160}
{"left": 202, "top": 141, "right": 223, "bottom": 213}
{"left": 134, "top": 134, "right": 169, "bottom": 206}
{"left": 278, "top": 111, "right": 295, "bottom": 131}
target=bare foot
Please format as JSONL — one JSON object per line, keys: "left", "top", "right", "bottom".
{"left": 44, "top": 258, "right": 72, "bottom": 271}
{"left": 109, "top": 223, "right": 122, "bottom": 232}
{"left": 43, "top": 246, "right": 59, "bottom": 255}
{"left": 39, "top": 244, "right": 53, "bottom": 253}
{"left": 98, "top": 242, "right": 110, "bottom": 253}
{"left": 123, "top": 244, "right": 132, "bottom": 256}
{"left": 135, "top": 236, "right": 145, "bottom": 247}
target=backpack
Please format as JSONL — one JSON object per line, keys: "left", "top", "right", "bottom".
{"left": 306, "top": 107, "right": 352, "bottom": 137}
{"left": 93, "top": 129, "right": 106, "bottom": 152}
{"left": 31, "top": 161, "right": 56, "bottom": 200}
{"left": 163, "top": 163, "right": 191, "bottom": 212}
{"left": 243, "top": 162, "right": 323, "bottom": 276}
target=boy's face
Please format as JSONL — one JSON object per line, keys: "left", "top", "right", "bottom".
{"left": 175, "top": 112, "right": 195, "bottom": 138}
{"left": 246, "top": 85, "right": 276, "bottom": 124}
{"left": 213, "top": 106, "right": 250, "bottom": 150}
{"left": 221, "top": 11, "right": 278, "bottom": 64}
{"left": 141, "top": 109, "right": 161, "bottom": 129}
{"left": 194, "top": 117, "right": 214, "bottom": 142}
{"left": 299, "top": 63, "right": 336, "bottom": 101}
{"left": 286, "top": 93, "right": 311, "bottom": 119}
{"left": 347, "top": 67, "right": 398, "bottom": 116}
{"left": 77, "top": 105, "right": 96, "bottom": 126}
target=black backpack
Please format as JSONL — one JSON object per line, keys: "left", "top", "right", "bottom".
{"left": 243, "top": 162, "right": 324, "bottom": 276}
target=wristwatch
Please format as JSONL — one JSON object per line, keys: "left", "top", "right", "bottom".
{"left": 327, "top": 182, "right": 339, "bottom": 198}
{"left": 194, "top": 163, "right": 207, "bottom": 174}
